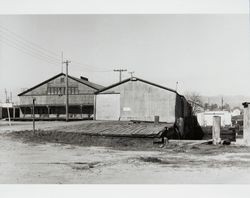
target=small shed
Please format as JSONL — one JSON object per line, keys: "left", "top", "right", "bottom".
{"left": 197, "top": 111, "right": 232, "bottom": 127}
{"left": 231, "top": 107, "right": 241, "bottom": 117}
{"left": 95, "top": 77, "right": 192, "bottom": 123}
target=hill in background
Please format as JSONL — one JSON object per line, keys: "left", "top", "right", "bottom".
{"left": 201, "top": 95, "right": 250, "bottom": 109}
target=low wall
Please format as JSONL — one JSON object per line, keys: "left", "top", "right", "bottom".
{"left": 7, "top": 130, "right": 158, "bottom": 149}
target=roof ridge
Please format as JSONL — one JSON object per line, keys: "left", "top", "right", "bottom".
{"left": 18, "top": 73, "right": 103, "bottom": 96}
{"left": 95, "top": 76, "right": 177, "bottom": 94}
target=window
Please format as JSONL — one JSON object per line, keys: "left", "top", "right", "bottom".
{"left": 60, "top": 77, "right": 65, "bottom": 83}
{"left": 58, "top": 87, "right": 62, "bottom": 95}
{"left": 47, "top": 87, "right": 78, "bottom": 95}
{"left": 47, "top": 87, "right": 51, "bottom": 95}
{"left": 68, "top": 87, "right": 78, "bottom": 95}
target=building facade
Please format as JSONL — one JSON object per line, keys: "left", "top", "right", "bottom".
{"left": 18, "top": 73, "right": 103, "bottom": 119}
{"left": 95, "top": 77, "right": 192, "bottom": 123}
{"left": 196, "top": 111, "right": 232, "bottom": 127}
{"left": 231, "top": 107, "right": 241, "bottom": 117}
{"left": 0, "top": 102, "right": 19, "bottom": 119}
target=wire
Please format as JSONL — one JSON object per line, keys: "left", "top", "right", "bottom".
{"left": 0, "top": 29, "right": 61, "bottom": 63}
{"left": 0, "top": 24, "right": 114, "bottom": 73}
{"left": 70, "top": 60, "right": 113, "bottom": 72}
{"left": 1, "top": 39, "right": 61, "bottom": 66}
{"left": 0, "top": 36, "right": 60, "bottom": 65}
{"left": 0, "top": 24, "right": 60, "bottom": 57}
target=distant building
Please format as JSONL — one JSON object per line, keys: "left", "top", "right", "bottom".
{"left": 197, "top": 111, "right": 232, "bottom": 127}
{"left": 0, "top": 102, "right": 19, "bottom": 119}
{"left": 95, "top": 77, "right": 192, "bottom": 123}
{"left": 231, "top": 107, "right": 241, "bottom": 117}
{"left": 18, "top": 73, "right": 103, "bottom": 119}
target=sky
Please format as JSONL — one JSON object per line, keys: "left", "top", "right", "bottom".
{"left": 0, "top": 14, "right": 249, "bottom": 103}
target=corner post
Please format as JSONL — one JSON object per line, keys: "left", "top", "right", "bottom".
{"left": 212, "top": 116, "right": 221, "bottom": 145}
{"left": 242, "top": 102, "right": 250, "bottom": 146}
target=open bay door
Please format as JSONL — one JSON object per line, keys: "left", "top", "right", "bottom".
{"left": 95, "top": 94, "right": 120, "bottom": 120}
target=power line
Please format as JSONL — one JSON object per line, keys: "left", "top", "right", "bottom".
{"left": 63, "top": 60, "right": 71, "bottom": 122}
{"left": 0, "top": 30, "right": 61, "bottom": 63}
{"left": 0, "top": 24, "right": 60, "bottom": 57}
{"left": 1, "top": 39, "right": 61, "bottom": 66}
{"left": 71, "top": 59, "right": 113, "bottom": 72}
{"left": 1, "top": 33, "right": 112, "bottom": 72}
{"left": 70, "top": 60, "right": 113, "bottom": 73}
{"left": 2, "top": 35, "right": 112, "bottom": 72}
{"left": 0, "top": 24, "right": 115, "bottom": 73}
{"left": 0, "top": 38, "right": 60, "bottom": 65}
{"left": 0, "top": 32, "right": 60, "bottom": 64}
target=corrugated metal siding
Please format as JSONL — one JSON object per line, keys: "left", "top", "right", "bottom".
{"left": 98, "top": 80, "right": 177, "bottom": 122}
{"left": 96, "top": 94, "right": 120, "bottom": 120}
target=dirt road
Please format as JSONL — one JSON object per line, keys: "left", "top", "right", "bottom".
{"left": 1, "top": 120, "right": 250, "bottom": 184}
{"left": 1, "top": 136, "right": 250, "bottom": 183}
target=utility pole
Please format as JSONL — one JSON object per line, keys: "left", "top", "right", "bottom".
{"left": 32, "top": 98, "right": 36, "bottom": 134}
{"left": 221, "top": 97, "right": 224, "bottom": 110}
{"left": 114, "top": 69, "right": 127, "bottom": 82}
{"left": 4, "top": 89, "right": 8, "bottom": 103}
{"left": 63, "top": 60, "right": 71, "bottom": 122}
{"left": 128, "top": 71, "right": 134, "bottom": 78}
{"left": 61, "top": 51, "right": 64, "bottom": 73}
{"left": 10, "top": 91, "right": 12, "bottom": 103}
{"left": 175, "top": 81, "right": 179, "bottom": 92}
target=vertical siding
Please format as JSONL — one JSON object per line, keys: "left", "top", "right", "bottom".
{"left": 175, "top": 94, "right": 183, "bottom": 119}
{"left": 175, "top": 95, "right": 192, "bottom": 119}
{"left": 100, "top": 80, "right": 177, "bottom": 122}
{"left": 20, "top": 75, "right": 97, "bottom": 105}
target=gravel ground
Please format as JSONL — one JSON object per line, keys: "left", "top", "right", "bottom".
{"left": 1, "top": 120, "right": 250, "bottom": 184}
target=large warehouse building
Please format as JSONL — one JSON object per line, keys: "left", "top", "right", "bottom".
{"left": 18, "top": 73, "right": 103, "bottom": 119}
{"left": 95, "top": 77, "right": 192, "bottom": 123}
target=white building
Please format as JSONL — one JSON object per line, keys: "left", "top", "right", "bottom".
{"left": 231, "top": 107, "right": 241, "bottom": 117}
{"left": 197, "top": 111, "right": 232, "bottom": 127}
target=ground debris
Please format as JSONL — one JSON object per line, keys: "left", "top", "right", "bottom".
{"left": 138, "top": 156, "right": 177, "bottom": 165}
{"left": 45, "top": 161, "right": 101, "bottom": 170}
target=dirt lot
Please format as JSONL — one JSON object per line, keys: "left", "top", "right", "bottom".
{"left": 1, "top": 120, "right": 250, "bottom": 184}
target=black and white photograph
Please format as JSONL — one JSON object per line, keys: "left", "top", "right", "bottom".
{"left": 0, "top": 0, "right": 250, "bottom": 197}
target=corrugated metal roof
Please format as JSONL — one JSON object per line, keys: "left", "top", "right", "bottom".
{"left": 69, "top": 75, "right": 104, "bottom": 90}
{"left": 54, "top": 121, "right": 173, "bottom": 138}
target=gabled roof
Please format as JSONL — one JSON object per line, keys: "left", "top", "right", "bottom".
{"left": 18, "top": 73, "right": 104, "bottom": 96}
{"left": 232, "top": 107, "right": 241, "bottom": 111}
{"left": 69, "top": 75, "right": 104, "bottom": 90}
{"left": 95, "top": 77, "right": 177, "bottom": 94}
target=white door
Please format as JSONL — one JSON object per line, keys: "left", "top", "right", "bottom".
{"left": 96, "top": 94, "right": 120, "bottom": 120}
